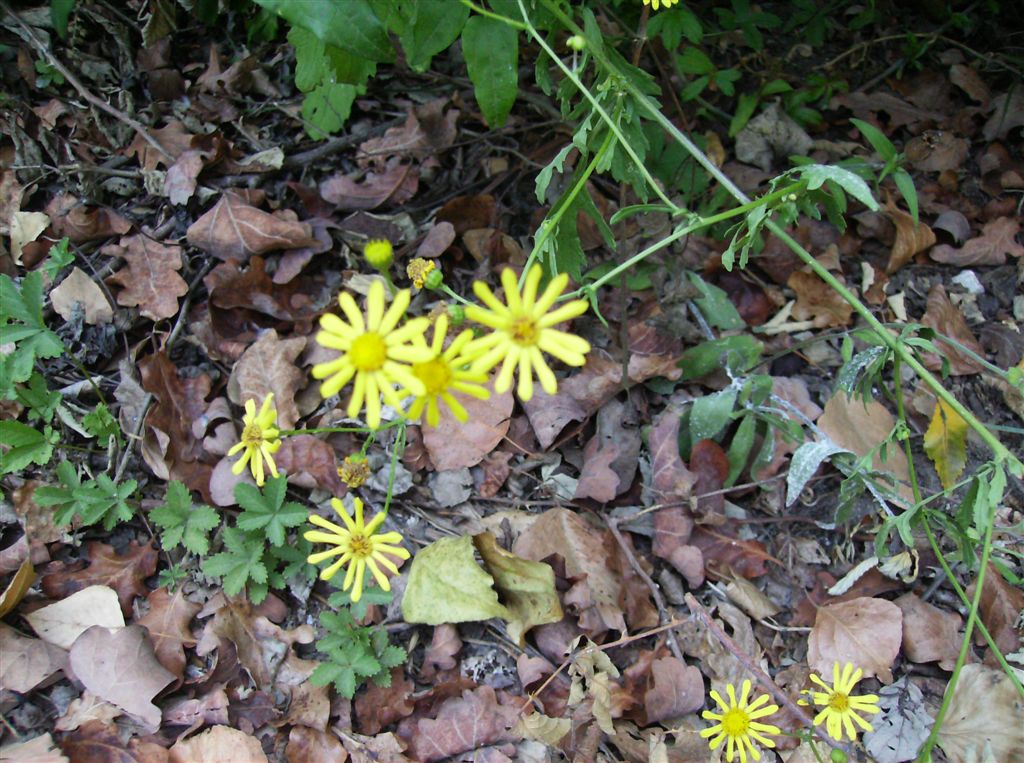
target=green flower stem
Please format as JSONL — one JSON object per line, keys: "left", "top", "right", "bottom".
{"left": 893, "top": 355, "right": 924, "bottom": 507}
{"left": 439, "top": 284, "right": 472, "bottom": 307}
{"left": 917, "top": 483, "right": 998, "bottom": 762}
{"left": 459, "top": 0, "right": 528, "bottom": 30}
{"left": 382, "top": 420, "right": 406, "bottom": 515}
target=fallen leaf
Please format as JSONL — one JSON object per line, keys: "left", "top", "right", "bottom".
{"left": 400, "top": 686, "right": 520, "bottom": 762}
{"left": 863, "top": 677, "right": 933, "bottom": 763}
{"left": 416, "top": 222, "right": 456, "bottom": 259}
{"left": 168, "top": 725, "right": 269, "bottom": 763}
{"left": 931, "top": 210, "right": 971, "bottom": 244}
{"left": 70, "top": 625, "right": 175, "bottom": 728}
{"left": 45, "top": 193, "right": 132, "bottom": 243}
{"left": 949, "top": 64, "right": 990, "bottom": 105}
{"left": 104, "top": 235, "right": 189, "bottom": 320}
{"left": 930, "top": 217, "right": 1024, "bottom": 266}
{"left": 817, "top": 392, "right": 911, "bottom": 483}
{"left": 982, "top": 89, "right": 1024, "bottom": 141}
{"left": 25, "top": 585, "right": 125, "bottom": 649}
{"left": 575, "top": 398, "right": 641, "bottom": 502}
{"left": 832, "top": 91, "right": 944, "bottom": 132}
{"left": 885, "top": 198, "right": 936, "bottom": 273}
{"left": 41, "top": 540, "right": 158, "bottom": 616}
{"left": 186, "top": 192, "right": 317, "bottom": 262}
{"left": 788, "top": 270, "right": 854, "bottom": 327}
{"left": 421, "top": 624, "right": 462, "bottom": 679}
{"left": 641, "top": 656, "right": 704, "bottom": 724}
{"left": 0, "top": 732, "right": 68, "bottom": 762}
{"left": 807, "top": 597, "right": 903, "bottom": 682}
{"left": 689, "top": 439, "right": 729, "bottom": 522}
{"left": 361, "top": 98, "right": 458, "bottom": 171}
{"left": 354, "top": 668, "right": 415, "bottom": 736}
{"left": 54, "top": 691, "right": 123, "bottom": 732}
{"left": 688, "top": 526, "right": 771, "bottom": 579}
{"left": 10, "top": 211, "right": 50, "bottom": 265}
{"left": 906, "top": 131, "right": 969, "bottom": 173}
{"left": 647, "top": 402, "right": 695, "bottom": 506}
{"left": 165, "top": 149, "right": 207, "bottom": 206}
{"left": 135, "top": 587, "right": 201, "bottom": 681}
{"left": 162, "top": 688, "right": 230, "bottom": 728}
{"left": 0, "top": 557, "right": 36, "bottom": 618}
{"left": 49, "top": 267, "right": 114, "bottom": 325}
{"left": 939, "top": 665, "right": 1024, "bottom": 763}
{"left": 893, "top": 593, "right": 960, "bottom": 671}
{"left": 422, "top": 381, "right": 513, "bottom": 471}
{"left": 228, "top": 688, "right": 281, "bottom": 732}
{"left": 920, "top": 284, "right": 984, "bottom": 375}
{"left": 319, "top": 158, "right": 419, "bottom": 210}
{"left": 0, "top": 622, "right": 68, "bottom": 692}
{"left": 968, "top": 563, "right": 1024, "bottom": 661}
{"left": 227, "top": 330, "right": 306, "bottom": 428}
{"left": 513, "top": 712, "right": 571, "bottom": 746}
{"left": 285, "top": 726, "right": 347, "bottom": 763}
{"left": 272, "top": 435, "right": 347, "bottom": 495}
{"left": 923, "top": 399, "right": 968, "bottom": 490}
{"left": 126, "top": 119, "right": 196, "bottom": 170}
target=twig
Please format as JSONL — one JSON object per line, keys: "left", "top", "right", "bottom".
{"left": 683, "top": 593, "right": 847, "bottom": 755}
{"left": 1, "top": 1, "right": 173, "bottom": 162}
{"left": 606, "top": 516, "right": 684, "bottom": 662}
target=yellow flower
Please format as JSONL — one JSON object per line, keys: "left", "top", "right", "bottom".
{"left": 407, "top": 258, "right": 436, "bottom": 289}
{"left": 643, "top": 0, "right": 679, "bottom": 10}
{"left": 700, "top": 680, "right": 781, "bottom": 763}
{"left": 363, "top": 238, "right": 393, "bottom": 270}
{"left": 405, "top": 313, "right": 490, "bottom": 427}
{"left": 227, "top": 394, "right": 282, "bottom": 487}
{"left": 465, "top": 265, "right": 590, "bottom": 401}
{"left": 804, "top": 662, "right": 880, "bottom": 741}
{"left": 311, "top": 280, "right": 432, "bottom": 428}
{"left": 305, "top": 497, "right": 411, "bottom": 602}
{"left": 337, "top": 455, "right": 371, "bottom": 488}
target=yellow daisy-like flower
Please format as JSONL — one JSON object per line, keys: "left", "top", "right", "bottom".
{"left": 804, "top": 662, "right": 880, "bottom": 741}
{"left": 312, "top": 280, "right": 432, "bottom": 428}
{"left": 465, "top": 265, "right": 590, "bottom": 401}
{"left": 407, "top": 257, "right": 436, "bottom": 289}
{"left": 643, "top": 0, "right": 679, "bottom": 10}
{"left": 405, "top": 313, "right": 490, "bottom": 427}
{"left": 700, "top": 680, "right": 781, "bottom": 763}
{"left": 363, "top": 238, "right": 393, "bottom": 270}
{"left": 304, "top": 497, "right": 411, "bottom": 602}
{"left": 227, "top": 394, "right": 281, "bottom": 487}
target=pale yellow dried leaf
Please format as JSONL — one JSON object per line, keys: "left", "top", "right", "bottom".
{"left": 24, "top": 585, "right": 124, "bottom": 649}
{"left": 923, "top": 399, "right": 968, "bottom": 490}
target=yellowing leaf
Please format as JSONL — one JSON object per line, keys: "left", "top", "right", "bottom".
{"left": 923, "top": 399, "right": 968, "bottom": 490}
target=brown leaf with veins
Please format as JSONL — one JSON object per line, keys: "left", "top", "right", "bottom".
{"left": 41, "top": 541, "right": 158, "bottom": 616}
{"left": 885, "top": 197, "right": 936, "bottom": 273}
{"left": 54, "top": 691, "right": 122, "bottom": 732}
{"left": 135, "top": 587, "right": 201, "bottom": 682}
{"left": 126, "top": 119, "right": 196, "bottom": 170}
{"left": 0, "top": 622, "right": 68, "bottom": 693}
{"left": 360, "top": 98, "right": 458, "bottom": 171}
{"left": 969, "top": 562, "right": 1024, "bottom": 663}
{"left": 435, "top": 194, "right": 497, "bottom": 235}
{"left": 227, "top": 330, "right": 306, "bottom": 428}
{"left": 169, "top": 724, "right": 268, "bottom": 763}
{"left": 320, "top": 157, "right": 419, "bottom": 210}
{"left": 421, "top": 624, "right": 462, "bottom": 680}
{"left": 807, "top": 597, "right": 903, "bottom": 682}
{"left": 788, "top": 270, "right": 854, "bottom": 327}
{"left": 937, "top": 664, "right": 1024, "bottom": 763}
{"left": 422, "top": 382, "right": 513, "bottom": 471}
{"left": 818, "top": 392, "right": 911, "bottom": 482}
{"left": 50, "top": 267, "right": 114, "bottom": 325}
{"left": 104, "top": 234, "right": 189, "bottom": 320}
{"left": 949, "top": 64, "right": 990, "bottom": 105}
{"left": 70, "top": 625, "right": 175, "bottom": 728}
{"left": 920, "top": 284, "right": 984, "bottom": 375}
{"left": 186, "top": 191, "right": 317, "bottom": 262}
{"left": 575, "top": 398, "right": 641, "bottom": 503}
{"left": 894, "top": 593, "right": 960, "bottom": 670}
{"left": 648, "top": 402, "right": 695, "bottom": 506}
{"left": 689, "top": 439, "right": 729, "bottom": 523}
{"left": 688, "top": 526, "right": 773, "bottom": 579}
{"left": 930, "top": 217, "right": 1024, "bottom": 266}
{"left": 400, "top": 686, "right": 520, "bottom": 762}
{"left": 641, "top": 656, "right": 705, "bottom": 725}
{"left": 285, "top": 726, "right": 347, "bottom": 763}
{"left": 355, "top": 668, "right": 415, "bottom": 736}
{"left": 272, "top": 435, "right": 346, "bottom": 495}
{"left": 45, "top": 193, "right": 132, "bottom": 244}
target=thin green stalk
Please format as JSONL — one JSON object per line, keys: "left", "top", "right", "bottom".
{"left": 458, "top": 0, "right": 528, "bottom": 30}
{"left": 382, "top": 420, "right": 406, "bottom": 515}
{"left": 439, "top": 284, "right": 472, "bottom": 307}
{"left": 893, "top": 355, "right": 924, "bottom": 507}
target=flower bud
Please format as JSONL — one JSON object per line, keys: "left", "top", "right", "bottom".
{"left": 363, "top": 239, "right": 393, "bottom": 270}
{"left": 448, "top": 304, "right": 466, "bottom": 326}
{"left": 567, "top": 35, "right": 586, "bottom": 51}
{"left": 424, "top": 267, "right": 444, "bottom": 290}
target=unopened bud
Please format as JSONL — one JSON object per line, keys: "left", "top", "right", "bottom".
{"left": 567, "top": 35, "right": 586, "bottom": 51}
{"left": 448, "top": 304, "right": 466, "bottom": 326}
{"left": 363, "top": 239, "right": 393, "bottom": 270}
{"left": 424, "top": 267, "right": 444, "bottom": 290}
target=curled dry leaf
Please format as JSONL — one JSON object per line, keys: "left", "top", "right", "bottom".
{"left": 893, "top": 593, "right": 960, "bottom": 670}
{"left": 421, "top": 624, "right": 462, "bottom": 680}
{"left": 807, "top": 596, "right": 903, "bottom": 682}
{"left": 186, "top": 192, "right": 317, "bottom": 262}
{"left": 354, "top": 668, "right": 415, "bottom": 736}
{"left": 361, "top": 98, "right": 458, "bottom": 171}
{"left": 227, "top": 329, "right": 306, "bottom": 429}
{"left": 0, "top": 622, "right": 69, "bottom": 693}
{"left": 422, "top": 382, "right": 513, "bottom": 471}
{"left": 41, "top": 540, "right": 159, "bottom": 617}
{"left": 60, "top": 720, "right": 168, "bottom": 763}
{"left": 285, "top": 726, "right": 347, "bottom": 763}
{"left": 400, "top": 686, "right": 520, "bottom": 763}
{"left": 69, "top": 625, "right": 175, "bottom": 728}
{"left": 50, "top": 267, "right": 114, "bottom": 325}
{"left": 920, "top": 284, "right": 984, "bottom": 375}
{"left": 937, "top": 664, "right": 1024, "bottom": 763}
{"left": 54, "top": 691, "right": 123, "bottom": 732}
{"left": 169, "top": 724, "right": 269, "bottom": 763}
{"left": 104, "top": 234, "right": 189, "bottom": 321}
{"left": 25, "top": 585, "right": 125, "bottom": 650}
{"left": 949, "top": 64, "right": 990, "bottom": 105}
{"left": 930, "top": 216, "right": 1024, "bottom": 266}
{"left": 45, "top": 192, "right": 132, "bottom": 243}
{"left": 788, "top": 270, "right": 854, "bottom": 327}
{"left": 135, "top": 587, "right": 201, "bottom": 681}
{"left": 884, "top": 198, "right": 936, "bottom": 273}
{"left": 319, "top": 157, "right": 419, "bottom": 210}
{"left": 126, "top": 119, "right": 196, "bottom": 170}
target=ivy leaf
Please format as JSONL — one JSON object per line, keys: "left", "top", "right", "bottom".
{"left": 0, "top": 421, "right": 58, "bottom": 473}
{"left": 923, "top": 399, "right": 968, "bottom": 490}
{"left": 202, "top": 527, "right": 268, "bottom": 598}
{"left": 150, "top": 480, "right": 220, "bottom": 556}
{"left": 235, "top": 476, "right": 308, "bottom": 547}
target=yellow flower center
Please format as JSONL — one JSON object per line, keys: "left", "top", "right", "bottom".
{"left": 349, "top": 534, "right": 372, "bottom": 559}
{"left": 828, "top": 693, "right": 850, "bottom": 712}
{"left": 350, "top": 333, "right": 387, "bottom": 372}
{"left": 412, "top": 358, "right": 453, "bottom": 395}
{"left": 509, "top": 316, "right": 539, "bottom": 345}
{"left": 241, "top": 422, "right": 264, "bottom": 447}
{"left": 722, "top": 708, "right": 750, "bottom": 736}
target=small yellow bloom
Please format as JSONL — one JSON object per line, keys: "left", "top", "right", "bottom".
{"left": 311, "top": 280, "right": 432, "bottom": 428}
{"left": 804, "top": 662, "right": 880, "bottom": 741}
{"left": 363, "top": 238, "right": 393, "bottom": 270}
{"left": 227, "top": 394, "right": 282, "bottom": 487}
{"left": 700, "top": 680, "right": 781, "bottom": 763}
{"left": 465, "top": 265, "right": 590, "bottom": 401}
{"left": 405, "top": 313, "right": 490, "bottom": 427}
{"left": 337, "top": 455, "right": 371, "bottom": 488}
{"left": 305, "top": 497, "right": 411, "bottom": 602}
{"left": 643, "top": 0, "right": 679, "bottom": 10}
{"left": 407, "top": 258, "right": 436, "bottom": 289}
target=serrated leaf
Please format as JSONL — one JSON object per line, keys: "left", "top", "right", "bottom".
{"left": 923, "top": 399, "right": 968, "bottom": 491}
{"left": 0, "top": 421, "right": 56, "bottom": 473}
{"left": 0, "top": 273, "right": 65, "bottom": 388}
{"left": 202, "top": 526, "right": 267, "bottom": 596}
{"left": 462, "top": 15, "right": 518, "bottom": 127}
{"left": 235, "top": 476, "right": 307, "bottom": 547}
{"left": 16, "top": 372, "right": 61, "bottom": 423}
{"left": 151, "top": 481, "right": 220, "bottom": 556}
{"left": 82, "top": 402, "right": 120, "bottom": 445}
{"left": 288, "top": 26, "right": 330, "bottom": 92}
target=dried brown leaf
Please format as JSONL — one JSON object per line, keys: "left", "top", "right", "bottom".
{"left": 894, "top": 593, "right": 960, "bottom": 670}
{"left": 355, "top": 668, "right": 415, "bottom": 736}
{"left": 41, "top": 541, "right": 158, "bottom": 617}
{"left": 949, "top": 64, "right": 990, "bottom": 105}
{"left": 885, "top": 198, "right": 936, "bottom": 273}
{"left": 24, "top": 585, "right": 124, "bottom": 650}
{"left": 227, "top": 330, "right": 306, "bottom": 428}
{"left": 688, "top": 526, "right": 772, "bottom": 579}
{"left": 104, "top": 235, "right": 189, "bottom": 320}
{"left": 817, "top": 392, "right": 911, "bottom": 482}
{"left": 285, "top": 726, "right": 347, "bottom": 763}
{"left": 921, "top": 284, "right": 984, "bottom": 375}
{"left": 0, "top": 622, "right": 68, "bottom": 692}
{"left": 126, "top": 120, "right": 196, "bottom": 170}
{"left": 54, "top": 691, "right": 123, "bottom": 732}
{"left": 648, "top": 403, "right": 695, "bottom": 505}
{"left": 60, "top": 720, "right": 169, "bottom": 763}
{"left": 186, "top": 192, "right": 317, "bottom": 262}
{"left": 0, "top": 732, "right": 68, "bottom": 762}
{"left": 168, "top": 725, "right": 268, "bottom": 763}
{"left": 807, "top": 597, "right": 903, "bottom": 682}
{"left": 135, "top": 587, "right": 201, "bottom": 682}
{"left": 906, "top": 131, "right": 969, "bottom": 173}
{"left": 641, "top": 657, "right": 705, "bottom": 725}
{"left": 930, "top": 216, "right": 1024, "bottom": 266}
{"left": 272, "top": 435, "right": 346, "bottom": 495}
{"left": 421, "top": 624, "right": 462, "bottom": 680}
{"left": 788, "top": 270, "right": 854, "bottom": 327}
{"left": 360, "top": 98, "right": 458, "bottom": 171}
{"left": 422, "top": 382, "right": 513, "bottom": 471}
{"left": 937, "top": 664, "right": 1024, "bottom": 763}
{"left": 50, "top": 267, "right": 114, "bottom": 325}
{"left": 401, "top": 686, "right": 520, "bottom": 762}
{"left": 968, "top": 562, "right": 1024, "bottom": 662}
{"left": 416, "top": 222, "right": 456, "bottom": 259}
{"left": 45, "top": 193, "right": 132, "bottom": 244}
{"left": 165, "top": 149, "right": 207, "bottom": 206}
{"left": 575, "top": 398, "right": 640, "bottom": 502}
{"left": 319, "top": 158, "right": 418, "bottom": 210}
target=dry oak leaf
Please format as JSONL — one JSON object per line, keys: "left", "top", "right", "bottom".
{"left": 920, "top": 284, "right": 985, "bottom": 375}
{"left": 648, "top": 401, "right": 696, "bottom": 505}
{"left": 10, "top": 210, "right": 50, "bottom": 265}
{"left": 44, "top": 193, "right": 132, "bottom": 244}
{"left": 422, "top": 381, "right": 513, "bottom": 471}
{"left": 285, "top": 726, "right": 347, "bottom": 763}
{"left": 937, "top": 663, "right": 1024, "bottom": 763}
{"left": 104, "top": 235, "right": 189, "bottom": 321}
{"left": 884, "top": 198, "right": 936, "bottom": 273}
{"left": 807, "top": 596, "right": 903, "bottom": 683}
{"left": 641, "top": 656, "right": 704, "bottom": 725}
{"left": 0, "top": 733, "right": 68, "bottom": 763}
{"left": 788, "top": 270, "right": 854, "bottom": 328}
{"left": 421, "top": 624, "right": 462, "bottom": 680}
{"left": 126, "top": 120, "right": 196, "bottom": 170}
{"left": 50, "top": 267, "right": 114, "bottom": 325}
{"left": 355, "top": 668, "right": 415, "bottom": 736}
{"left": 949, "top": 64, "right": 990, "bottom": 105}
{"left": 319, "top": 157, "right": 419, "bottom": 210}
{"left": 930, "top": 216, "right": 1024, "bottom": 266}
{"left": 186, "top": 192, "right": 317, "bottom": 262}
{"left": 59, "top": 720, "right": 169, "bottom": 763}
{"left": 54, "top": 691, "right": 123, "bottom": 732}
{"left": 0, "top": 622, "right": 68, "bottom": 693}
{"left": 968, "top": 562, "right": 1024, "bottom": 660}
{"left": 70, "top": 625, "right": 175, "bottom": 728}
{"left": 25, "top": 584, "right": 124, "bottom": 650}
{"left": 817, "top": 392, "right": 911, "bottom": 484}
{"left": 227, "top": 330, "right": 306, "bottom": 429}
{"left": 893, "top": 593, "right": 960, "bottom": 671}
{"left": 401, "top": 686, "right": 520, "bottom": 763}
{"left": 41, "top": 540, "right": 159, "bottom": 616}
{"left": 135, "top": 587, "right": 201, "bottom": 681}
{"left": 169, "top": 725, "right": 269, "bottom": 763}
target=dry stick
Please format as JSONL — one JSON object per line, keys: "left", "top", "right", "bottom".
{"left": 2, "top": 1, "right": 173, "bottom": 163}
{"left": 606, "top": 516, "right": 684, "bottom": 663}
{"left": 683, "top": 593, "right": 847, "bottom": 756}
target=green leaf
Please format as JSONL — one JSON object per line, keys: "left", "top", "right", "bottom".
{"left": 689, "top": 388, "right": 737, "bottom": 442}
{"left": 677, "top": 47, "right": 713, "bottom": 75}
{"left": 800, "top": 164, "right": 879, "bottom": 211}
{"left": 253, "top": 0, "right": 395, "bottom": 62}
{"left": 0, "top": 272, "right": 65, "bottom": 389}
{"left": 151, "top": 480, "right": 220, "bottom": 556}
{"left": 82, "top": 402, "right": 121, "bottom": 447}
{"left": 328, "top": 584, "right": 392, "bottom": 621}
{"left": 850, "top": 118, "right": 897, "bottom": 162}
{"left": 402, "top": 535, "right": 509, "bottom": 625}
{"left": 729, "top": 92, "right": 760, "bottom": 137}
{"left": 535, "top": 144, "right": 573, "bottom": 205}
{"left": 289, "top": 26, "right": 330, "bottom": 93}
{"left": 893, "top": 169, "right": 918, "bottom": 226}
{"left": 399, "top": 1, "right": 468, "bottom": 72}
{"left": 235, "top": 476, "right": 308, "bottom": 547}
{"left": 687, "top": 272, "right": 744, "bottom": 330}
{"left": 35, "top": 464, "right": 136, "bottom": 529}
{"left": 40, "top": 238, "right": 74, "bottom": 281}
{"left": 16, "top": 372, "right": 61, "bottom": 423}
{"left": 677, "top": 335, "right": 763, "bottom": 379}
{"left": 462, "top": 15, "right": 518, "bottom": 128}
{"left": 50, "top": 0, "right": 75, "bottom": 39}
{"left": 0, "top": 421, "right": 56, "bottom": 473}
{"left": 202, "top": 526, "right": 268, "bottom": 597}
{"left": 725, "top": 413, "right": 757, "bottom": 487}
{"left": 302, "top": 82, "right": 357, "bottom": 139}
